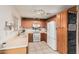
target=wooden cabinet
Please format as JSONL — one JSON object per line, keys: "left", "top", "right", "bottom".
{"left": 28, "top": 33, "right": 33, "bottom": 42}
{"left": 61, "top": 11, "right": 68, "bottom": 54}
{"left": 21, "top": 18, "right": 47, "bottom": 28}
{"left": 56, "top": 7, "right": 76, "bottom": 54}
{"left": 41, "top": 33, "right": 47, "bottom": 42}
{"left": 0, "top": 47, "right": 28, "bottom": 54}
{"left": 56, "top": 6, "right": 77, "bottom": 54}
{"left": 28, "top": 33, "right": 47, "bottom": 42}
{"left": 56, "top": 13, "right": 62, "bottom": 53}
{"left": 56, "top": 10, "right": 68, "bottom": 54}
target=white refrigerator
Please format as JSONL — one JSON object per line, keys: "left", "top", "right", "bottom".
{"left": 47, "top": 21, "right": 57, "bottom": 50}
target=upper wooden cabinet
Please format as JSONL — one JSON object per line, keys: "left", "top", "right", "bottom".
{"left": 21, "top": 18, "right": 47, "bottom": 28}
{"left": 56, "top": 10, "right": 68, "bottom": 54}
{"left": 68, "top": 6, "right": 77, "bottom": 13}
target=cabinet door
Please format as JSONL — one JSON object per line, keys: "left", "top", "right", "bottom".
{"left": 41, "top": 33, "right": 47, "bottom": 42}
{"left": 28, "top": 33, "right": 33, "bottom": 42}
{"left": 60, "top": 10, "right": 67, "bottom": 53}
{"left": 56, "top": 10, "right": 67, "bottom": 54}
{"left": 56, "top": 13, "right": 62, "bottom": 53}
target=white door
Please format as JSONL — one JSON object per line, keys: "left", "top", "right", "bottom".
{"left": 47, "top": 21, "right": 57, "bottom": 50}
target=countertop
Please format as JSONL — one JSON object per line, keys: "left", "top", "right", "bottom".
{"left": 0, "top": 34, "right": 28, "bottom": 50}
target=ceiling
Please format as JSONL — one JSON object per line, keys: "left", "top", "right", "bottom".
{"left": 15, "top": 5, "right": 73, "bottom": 19}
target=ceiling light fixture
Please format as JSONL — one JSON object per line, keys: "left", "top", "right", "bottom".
{"left": 32, "top": 9, "right": 46, "bottom": 15}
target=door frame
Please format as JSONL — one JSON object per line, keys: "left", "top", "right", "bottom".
{"left": 76, "top": 6, "right": 79, "bottom": 54}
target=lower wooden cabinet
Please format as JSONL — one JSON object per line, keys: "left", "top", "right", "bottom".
{"left": 28, "top": 33, "right": 33, "bottom": 42}
{"left": 41, "top": 33, "right": 47, "bottom": 42}
{"left": 28, "top": 33, "right": 47, "bottom": 42}
{"left": 0, "top": 47, "right": 28, "bottom": 54}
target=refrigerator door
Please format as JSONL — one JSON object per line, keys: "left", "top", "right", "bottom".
{"left": 47, "top": 21, "right": 57, "bottom": 50}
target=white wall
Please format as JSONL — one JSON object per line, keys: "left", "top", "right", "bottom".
{"left": 0, "top": 6, "right": 21, "bottom": 43}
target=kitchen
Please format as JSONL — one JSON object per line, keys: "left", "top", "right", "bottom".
{"left": 0, "top": 5, "right": 78, "bottom": 54}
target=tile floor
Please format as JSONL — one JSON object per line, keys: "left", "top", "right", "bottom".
{"left": 28, "top": 41, "right": 59, "bottom": 54}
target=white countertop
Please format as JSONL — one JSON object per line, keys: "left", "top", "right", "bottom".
{"left": 0, "top": 34, "right": 28, "bottom": 50}
{"left": 25, "top": 28, "right": 47, "bottom": 33}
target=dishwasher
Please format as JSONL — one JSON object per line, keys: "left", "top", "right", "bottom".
{"left": 33, "top": 32, "right": 40, "bottom": 42}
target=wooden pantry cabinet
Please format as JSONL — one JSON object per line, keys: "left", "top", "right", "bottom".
{"left": 56, "top": 7, "right": 77, "bottom": 54}
{"left": 56, "top": 10, "right": 68, "bottom": 54}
